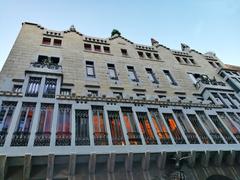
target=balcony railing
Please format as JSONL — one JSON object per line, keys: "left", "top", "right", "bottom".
{"left": 195, "top": 75, "right": 226, "bottom": 90}
{"left": 94, "top": 132, "right": 108, "bottom": 145}
{"left": 157, "top": 132, "right": 172, "bottom": 144}
{"left": 127, "top": 132, "right": 142, "bottom": 145}
{"left": 34, "top": 132, "right": 51, "bottom": 146}
{"left": 210, "top": 133, "right": 224, "bottom": 144}
{"left": 0, "top": 130, "right": 7, "bottom": 146}
{"left": 234, "top": 133, "right": 240, "bottom": 143}
{"left": 55, "top": 132, "right": 71, "bottom": 146}
{"left": 11, "top": 132, "right": 30, "bottom": 146}
{"left": 199, "top": 135, "right": 212, "bottom": 144}
{"left": 185, "top": 132, "right": 199, "bottom": 144}
{"left": 75, "top": 137, "right": 90, "bottom": 145}
{"left": 30, "top": 62, "right": 62, "bottom": 70}
{"left": 112, "top": 137, "right": 125, "bottom": 145}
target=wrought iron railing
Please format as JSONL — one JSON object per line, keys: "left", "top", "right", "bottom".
{"left": 30, "top": 62, "right": 62, "bottom": 70}
{"left": 0, "top": 130, "right": 7, "bottom": 146}
{"left": 94, "top": 132, "right": 108, "bottom": 145}
{"left": 11, "top": 131, "right": 30, "bottom": 146}
{"left": 34, "top": 132, "right": 51, "bottom": 146}
{"left": 157, "top": 132, "right": 172, "bottom": 144}
{"left": 75, "top": 137, "right": 90, "bottom": 145}
{"left": 210, "top": 133, "right": 224, "bottom": 144}
{"left": 55, "top": 132, "right": 71, "bottom": 146}
{"left": 127, "top": 132, "right": 142, "bottom": 145}
{"left": 185, "top": 132, "right": 199, "bottom": 144}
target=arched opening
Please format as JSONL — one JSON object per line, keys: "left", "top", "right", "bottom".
{"left": 206, "top": 175, "right": 233, "bottom": 180}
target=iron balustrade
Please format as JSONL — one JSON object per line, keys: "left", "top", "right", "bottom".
{"left": 93, "top": 132, "right": 108, "bottom": 145}
{"left": 30, "top": 62, "right": 62, "bottom": 70}
{"left": 0, "top": 130, "right": 7, "bottom": 146}
{"left": 11, "top": 131, "right": 30, "bottom": 146}
{"left": 127, "top": 132, "right": 142, "bottom": 145}
{"left": 55, "top": 131, "right": 71, "bottom": 146}
{"left": 34, "top": 132, "right": 51, "bottom": 146}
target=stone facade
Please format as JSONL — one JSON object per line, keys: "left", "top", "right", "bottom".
{"left": 0, "top": 22, "right": 240, "bottom": 179}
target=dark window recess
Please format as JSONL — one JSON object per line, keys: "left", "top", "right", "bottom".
{"left": 209, "top": 61, "right": 217, "bottom": 68}
{"left": 107, "top": 63, "right": 118, "bottom": 80}
{"left": 189, "top": 58, "right": 195, "bottom": 64}
{"left": 53, "top": 39, "right": 62, "bottom": 46}
{"left": 12, "top": 85, "right": 22, "bottom": 93}
{"left": 127, "top": 66, "right": 139, "bottom": 82}
{"left": 86, "top": 61, "right": 95, "bottom": 77}
{"left": 154, "top": 53, "right": 160, "bottom": 60}
{"left": 178, "top": 96, "right": 186, "bottom": 100}
{"left": 42, "top": 37, "right": 51, "bottom": 45}
{"left": 50, "top": 57, "right": 60, "bottom": 64}
{"left": 37, "top": 56, "right": 60, "bottom": 65}
{"left": 60, "top": 89, "right": 71, "bottom": 96}
{"left": 215, "top": 62, "right": 222, "bottom": 68}
{"left": 146, "top": 52, "right": 152, "bottom": 59}
{"left": 158, "top": 95, "right": 166, "bottom": 99}
{"left": 113, "top": 92, "right": 123, "bottom": 98}
{"left": 219, "top": 72, "right": 226, "bottom": 78}
{"left": 146, "top": 68, "right": 158, "bottom": 84}
{"left": 136, "top": 93, "right": 145, "bottom": 97}
{"left": 137, "top": 51, "right": 144, "bottom": 58}
{"left": 88, "top": 90, "right": 98, "bottom": 96}
{"left": 75, "top": 110, "right": 90, "bottom": 145}
{"left": 175, "top": 56, "right": 181, "bottom": 63}
{"left": 182, "top": 58, "right": 188, "bottom": 64}
{"left": 94, "top": 45, "right": 101, "bottom": 52}
{"left": 121, "top": 49, "right": 128, "bottom": 56}
{"left": 163, "top": 70, "right": 178, "bottom": 86}
{"left": 43, "top": 79, "right": 57, "bottom": 98}
{"left": 84, "top": 43, "right": 92, "bottom": 50}
{"left": 25, "top": 77, "right": 41, "bottom": 97}
{"left": 103, "top": 46, "right": 110, "bottom": 53}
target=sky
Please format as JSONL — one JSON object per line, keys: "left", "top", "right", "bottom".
{"left": 0, "top": 0, "right": 240, "bottom": 70}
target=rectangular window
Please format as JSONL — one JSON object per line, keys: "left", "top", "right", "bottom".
{"left": 94, "top": 45, "right": 101, "bottom": 52}
{"left": 86, "top": 61, "right": 95, "bottom": 77}
{"left": 209, "top": 61, "right": 217, "bottom": 68}
{"left": 12, "top": 84, "right": 22, "bottom": 93}
{"left": 84, "top": 43, "right": 91, "bottom": 50}
{"left": 107, "top": 63, "right": 118, "bottom": 80}
{"left": 60, "top": 88, "right": 71, "bottom": 96}
{"left": 137, "top": 51, "right": 144, "bottom": 58}
{"left": 136, "top": 112, "right": 157, "bottom": 144}
{"left": 11, "top": 103, "right": 36, "bottom": 146}
{"left": 163, "top": 70, "right": 178, "bottom": 86}
{"left": 148, "top": 109, "right": 172, "bottom": 144}
{"left": 215, "top": 62, "right": 222, "bottom": 68}
{"left": 182, "top": 58, "right": 188, "bottom": 64}
{"left": 92, "top": 106, "right": 108, "bottom": 145}
{"left": 127, "top": 66, "right": 139, "bottom": 82}
{"left": 175, "top": 56, "right": 182, "bottom": 63}
{"left": 121, "top": 49, "right": 128, "bottom": 56}
{"left": 108, "top": 111, "right": 125, "bottom": 145}
{"left": 75, "top": 110, "right": 90, "bottom": 145}
{"left": 189, "top": 58, "right": 195, "bottom": 64}
{"left": 103, "top": 46, "right": 110, "bottom": 53}
{"left": 188, "top": 73, "right": 200, "bottom": 85}
{"left": 136, "top": 93, "right": 145, "bottom": 98}
{"left": 42, "top": 37, "right": 51, "bottom": 45}
{"left": 145, "top": 52, "right": 152, "bottom": 59}
{"left": 25, "top": 77, "right": 41, "bottom": 97}
{"left": 154, "top": 53, "right": 160, "bottom": 60}
{"left": 88, "top": 90, "right": 98, "bottom": 96}
{"left": 146, "top": 68, "right": 158, "bottom": 84}
{"left": 121, "top": 107, "right": 142, "bottom": 145}
{"left": 220, "top": 93, "right": 237, "bottom": 109}
{"left": 34, "top": 104, "right": 54, "bottom": 146}
{"left": 56, "top": 105, "right": 71, "bottom": 146}
{"left": 113, "top": 91, "right": 123, "bottom": 98}
{"left": 43, "top": 78, "right": 57, "bottom": 98}
{"left": 53, "top": 39, "right": 62, "bottom": 46}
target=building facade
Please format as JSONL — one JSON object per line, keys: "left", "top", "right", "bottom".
{"left": 0, "top": 22, "right": 240, "bottom": 179}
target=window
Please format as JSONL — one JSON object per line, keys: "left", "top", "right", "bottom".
{"left": 154, "top": 53, "right": 160, "bottom": 60}
{"left": 86, "top": 61, "right": 95, "bottom": 77}
{"left": 60, "top": 88, "right": 71, "bottom": 96}
{"left": 209, "top": 61, "right": 217, "bottom": 68}
{"left": 121, "top": 49, "right": 128, "bottom": 56}
{"left": 215, "top": 62, "right": 222, "bottom": 68}
{"left": 88, "top": 90, "right": 98, "bottom": 96}
{"left": 182, "top": 57, "right": 188, "bottom": 64}
{"left": 146, "top": 68, "right": 158, "bottom": 84}
{"left": 53, "top": 39, "right": 62, "bottom": 46}
{"left": 42, "top": 37, "right": 51, "bottom": 45}
{"left": 103, "top": 46, "right": 110, "bottom": 53}
{"left": 136, "top": 93, "right": 145, "bottom": 98}
{"left": 113, "top": 92, "right": 123, "bottom": 98}
{"left": 12, "top": 85, "right": 22, "bottom": 93}
{"left": 56, "top": 105, "right": 71, "bottom": 146}
{"left": 158, "top": 95, "right": 166, "bottom": 99}
{"left": 84, "top": 43, "right": 91, "bottom": 50}
{"left": 137, "top": 51, "right": 144, "bottom": 58}
{"left": 163, "top": 70, "right": 178, "bottom": 86}
{"left": 75, "top": 110, "right": 90, "bottom": 145}
{"left": 0, "top": 102, "right": 17, "bottom": 135}
{"left": 146, "top": 52, "right": 152, "bottom": 59}
{"left": 43, "top": 78, "right": 57, "bottom": 98}
{"left": 92, "top": 106, "right": 108, "bottom": 145}
{"left": 25, "top": 77, "right": 41, "bottom": 97}
{"left": 189, "top": 58, "right": 195, "bottom": 64}
{"left": 94, "top": 45, "right": 101, "bottom": 52}
{"left": 188, "top": 73, "right": 201, "bottom": 85}
{"left": 127, "top": 66, "right": 139, "bottom": 82}
{"left": 175, "top": 57, "right": 182, "bottom": 63}
{"left": 11, "top": 103, "right": 36, "bottom": 146}
{"left": 34, "top": 104, "right": 54, "bottom": 146}
{"left": 107, "top": 63, "right": 118, "bottom": 80}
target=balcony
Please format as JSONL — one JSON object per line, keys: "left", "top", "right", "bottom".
{"left": 157, "top": 132, "right": 172, "bottom": 144}
{"left": 75, "top": 137, "right": 90, "bottom": 146}
{"left": 210, "top": 133, "right": 224, "bottom": 144}
{"left": 55, "top": 132, "right": 71, "bottom": 146}
{"left": 26, "top": 62, "right": 63, "bottom": 75}
{"left": 185, "top": 132, "right": 199, "bottom": 144}
{"left": 34, "top": 132, "right": 51, "bottom": 146}
{"left": 11, "top": 132, "right": 30, "bottom": 146}
{"left": 127, "top": 132, "right": 142, "bottom": 145}
{"left": 0, "top": 130, "right": 7, "bottom": 146}
{"left": 112, "top": 137, "right": 125, "bottom": 145}
{"left": 94, "top": 132, "right": 108, "bottom": 145}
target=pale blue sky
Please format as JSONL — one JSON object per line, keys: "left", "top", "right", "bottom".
{"left": 0, "top": 0, "right": 240, "bottom": 70}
